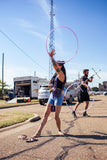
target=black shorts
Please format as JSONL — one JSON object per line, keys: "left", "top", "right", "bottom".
{"left": 77, "top": 91, "right": 90, "bottom": 103}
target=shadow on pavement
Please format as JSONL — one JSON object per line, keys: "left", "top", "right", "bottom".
{"left": 90, "top": 99, "right": 101, "bottom": 101}
{"left": 1, "top": 137, "right": 56, "bottom": 160}
{"left": 40, "top": 131, "right": 107, "bottom": 140}
{"left": 64, "top": 133, "right": 107, "bottom": 140}
{"left": 89, "top": 115, "right": 107, "bottom": 118}
{"left": 1, "top": 132, "right": 107, "bottom": 160}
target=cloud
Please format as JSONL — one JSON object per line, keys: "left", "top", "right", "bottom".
{"left": 0, "top": 65, "right": 48, "bottom": 88}
{"left": 66, "top": 66, "right": 107, "bottom": 87}
{"left": 36, "top": 0, "right": 50, "bottom": 17}
{"left": 14, "top": 18, "right": 35, "bottom": 28}
{"left": 99, "top": 71, "right": 107, "bottom": 83}
{"left": 29, "top": 0, "right": 59, "bottom": 27}
{"left": 1, "top": 64, "right": 106, "bottom": 89}
{"left": 1, "top": 67, "right": 31, "bottom": 88}
{"left": 29, "top": 30, "right": 46, "bottom": 40}
{"left": 14, "top": 18, "right": 46, "bottom": 40}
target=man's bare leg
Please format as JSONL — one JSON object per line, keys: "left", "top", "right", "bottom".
{"left": 83, "top": 101, "right": 90, "bottom": 117}
{"left": 72, "top": 102, "right": 81, "bottom": 118}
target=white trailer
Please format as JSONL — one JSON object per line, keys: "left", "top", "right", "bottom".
{"left": 14, "top": 76, "right": 48, "bottom": 98}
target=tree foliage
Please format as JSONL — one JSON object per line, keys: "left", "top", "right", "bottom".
{"left": 92, "top": 87, "right": 99, "bottom": 91}
{"left": 0, "top": 80, "right": 9, "bottom": 88}
{"left": 0, "top": 80, "right": 10, "bottom": 98}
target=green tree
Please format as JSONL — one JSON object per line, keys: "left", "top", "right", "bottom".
{"left": 0, "top": 80, "right": 9, "bottom": 88}
{"left": 92, "top": 87, "right": 99, "bottom": 92}
{"left": 0, "top": 80, "right": 10, "bottom": 98}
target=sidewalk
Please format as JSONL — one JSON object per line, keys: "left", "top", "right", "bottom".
{"left": 0, "top": 99, "right": 39, "bottom": 109}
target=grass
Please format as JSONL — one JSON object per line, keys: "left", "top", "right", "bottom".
{"left": 0, "top": 99, "right": 39, "bottom": 108}
{"left": 0, "top": 112, "right": 34, "bottom": 129}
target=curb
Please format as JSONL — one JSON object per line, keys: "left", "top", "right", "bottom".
{"left": 0, "top": 102, "right": 39, "bottom": 109}
{"left": 0, "top": 113, "right": 41, "bottom": 133}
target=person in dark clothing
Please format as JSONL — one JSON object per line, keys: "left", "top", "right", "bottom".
{"left": 72, "top": 69, "right": 93, "bottom": 118}
{"left": 26, "top": 49, "right": 66, "bottom": 142}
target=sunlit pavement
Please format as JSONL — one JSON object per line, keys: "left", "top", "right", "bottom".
{"left": 0, "top": 95, "right": 107, "bottom": 160}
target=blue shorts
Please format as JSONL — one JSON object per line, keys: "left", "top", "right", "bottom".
{"left": 48, "top": 92, "right": 63, "bottom": 106}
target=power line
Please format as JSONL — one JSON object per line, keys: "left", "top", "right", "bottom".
{"left": 0, "top": 29, "right": 48, "bottom": 72}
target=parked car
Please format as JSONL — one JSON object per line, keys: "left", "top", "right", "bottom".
{"left": 38, "top": 85, "right": 77, "bottom": 105}
{"left": 103, "top": 92, "right": 107, "bottom": 96}
{"left": 38, "top": 85, "right": 50, "bottom": 105}
{"left": 63, "top": 87, "right": 75, "bottom": 104}
{"left": 3, "top": 91, "right": 14, "bottom": 101}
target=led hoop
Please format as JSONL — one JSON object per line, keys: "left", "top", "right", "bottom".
{"left": 46, "top": 26, "right": 78, "bottom": 63}
{"left": 65, "top": 82, "right": 94, "bottom": 113}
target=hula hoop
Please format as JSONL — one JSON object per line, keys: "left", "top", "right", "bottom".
{"left": 65, "top": 82, "right": 94, "bottom": 113}
{"left": 46, "top": 26, "right": 78, "bottom": 63}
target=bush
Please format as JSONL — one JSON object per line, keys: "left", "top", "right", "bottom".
{"left": 92, "top": 87, "right": 99, "bottom": 92}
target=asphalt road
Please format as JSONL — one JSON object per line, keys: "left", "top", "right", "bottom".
{"left": 0, "top": 95, "right": 107, "bottom": 160}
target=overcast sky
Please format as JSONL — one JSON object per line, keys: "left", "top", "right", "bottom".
{"left": 0, "top": 0, "right": 107, "bottom": 88}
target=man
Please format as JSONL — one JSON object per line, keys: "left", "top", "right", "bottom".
{"left": 72, "top": 69, "right": 93, "bottom": 118}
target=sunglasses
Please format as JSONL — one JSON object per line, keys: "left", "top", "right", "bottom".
{"left": 57, "top": 61, "right": 65, "bottom": 66}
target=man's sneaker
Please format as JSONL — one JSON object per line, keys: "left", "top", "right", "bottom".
{"left": 72, "top": 111, "right": 77, "bottom": 118}
{"left": 83, "top": 112, "right": 90, "bottom": 117}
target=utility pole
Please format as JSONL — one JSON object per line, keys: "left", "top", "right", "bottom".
{"left": 49, "top": 0, "right": 55, "bottom": 80}
{"left": 2, "top": 53, "right": 4, "bottom": 99}
{"left": 34, "top": 71, "right": 36, "bottom": 77}
{"left": 78, "top": 72, "right": 80, "bottom": 80}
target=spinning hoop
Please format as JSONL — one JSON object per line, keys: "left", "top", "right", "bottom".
{"left": 65, "top": 82, "right": 94, "bottom": 113}
{"left": 46, "top": 26, "right": 78, "bottom": 63}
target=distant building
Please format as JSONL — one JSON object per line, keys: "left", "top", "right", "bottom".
{"left": 99, "top": 81, "right": 107, "bottom": 91}
{"left": 14, "top": 76, "right": 48, "bottom": 98}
